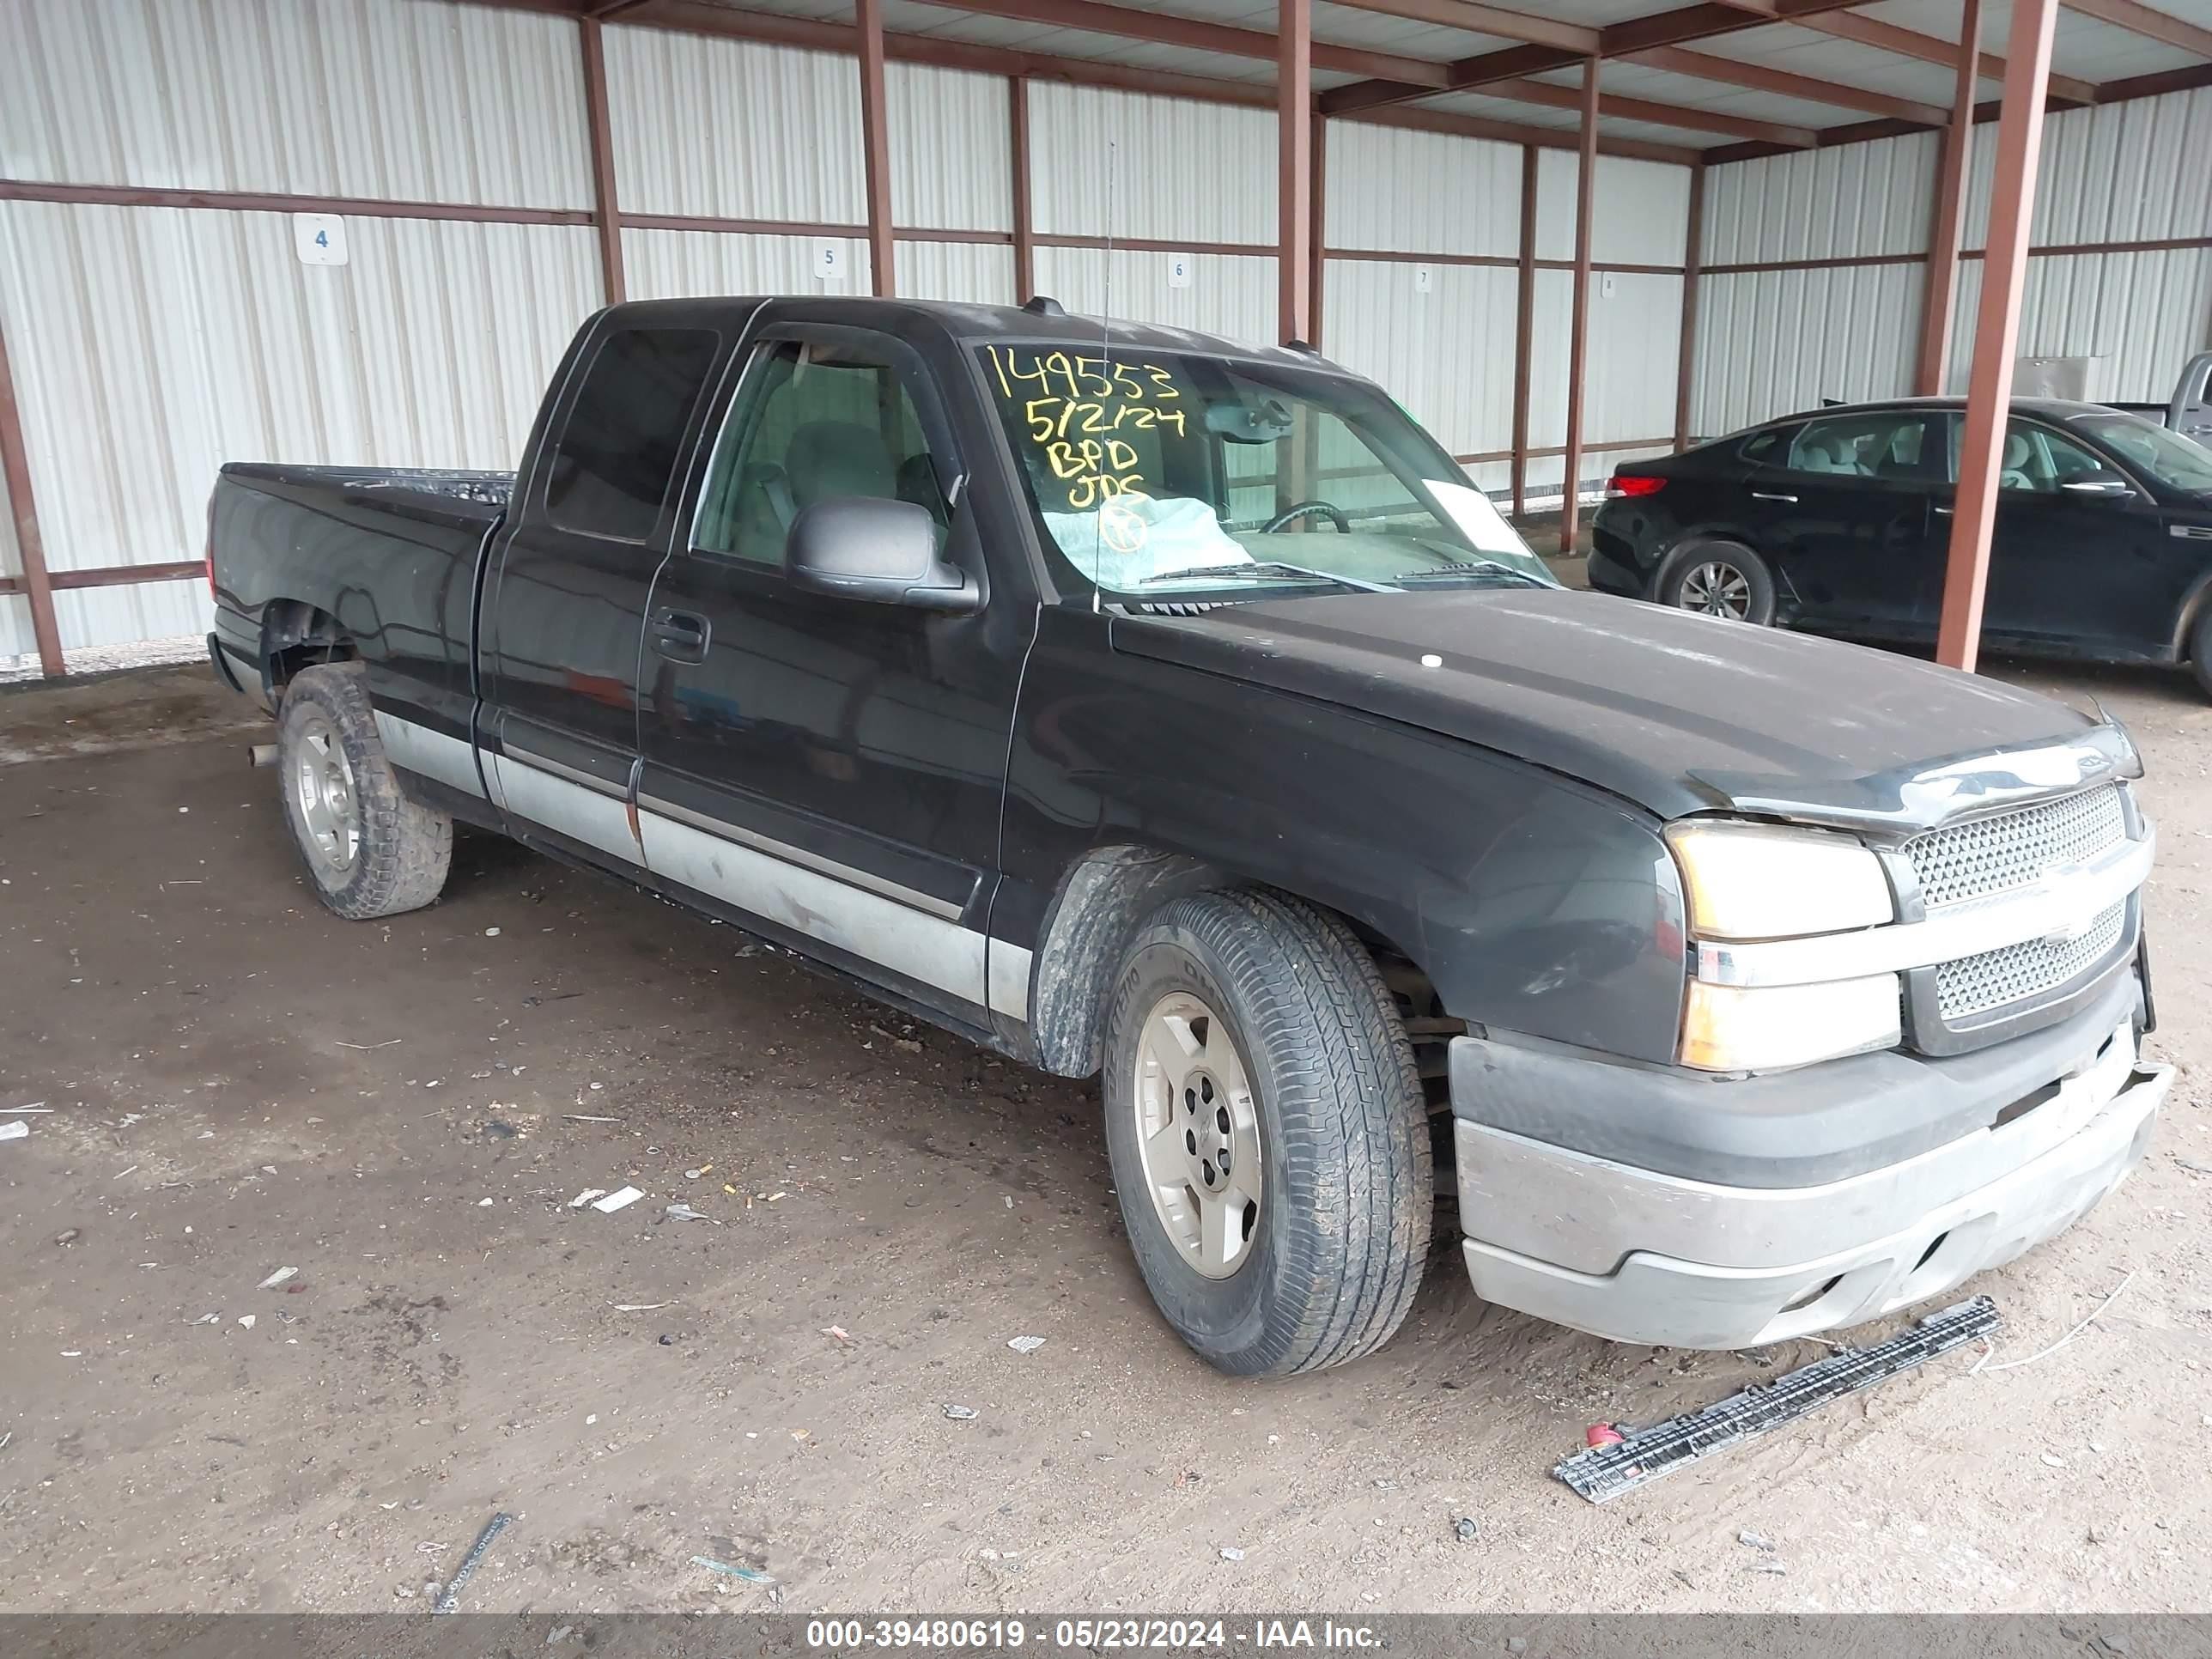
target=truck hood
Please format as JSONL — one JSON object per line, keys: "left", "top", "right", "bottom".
{"left": 1110, "top": 587, "right": 2136, "bottom": 830}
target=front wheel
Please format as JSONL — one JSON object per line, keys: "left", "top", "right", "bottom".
{"left": 1656, "top": 540, "right": 1777, "bottom": 624}
{"left": 1101, "top": 890, "right": 1432, "bottom": 1376}
{"left": 2188, "top": 605, "right": 2212, "bottom": 702}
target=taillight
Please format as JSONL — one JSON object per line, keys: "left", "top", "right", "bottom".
{"left": 1607, "top": 473, "right": 1667, "bottom": 499}
{"left": 204, "top": 497, "right": 217, "bottom": 597}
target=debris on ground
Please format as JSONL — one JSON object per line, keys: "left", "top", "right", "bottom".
{"left": 1975, "top": 1273, "right": 2133, "bottom": 1375}
{"left": 943, "top": 1404, "right": 979, "bottom": 1421}
{"left": 590, "top": 1188, "right": 643, "bottom": 1214}
{"left": 1219, "top": 1547, "right": 1245, "bottom": 1562}
{"left": 823, "top": 1326, "right": 855, "bottom": 1346}
{"left": 1738, "top": 1529, "right": 1775, "bottom": 1552}
{"left": 2042, "top": 1452, "right": 2069, "bottom": 1468}
{"left": 257, "top": 1267, "right": 297, "bottom": 1290}
{"left": 1555, "top": 1297, "right": 2000, "bottom": 1504}
{"left": 236, "top": 1315, "right": 255, "bottom": 1329}
{"left": 1453, "top": 1516, "right": 1479, "bottom": 1543}
{"left": 684, "top": 1165, "right": 712, "bottom": 1180}
{"left": 1748, "top": 1559, "right": 1789, "bottom": 1576}
{"left": 0, "top": 1121, "right": 29, "bottom": 1142}
{"left": 53, "top": 1228, "right": 80, "bottom": 1247}
{"left": 1584, "top": 1423, "right": 1625, "bottom": 1449}
{"left": 433, "top": 1511, "right": 514, "bottom": 1615}
{"left": 568, "top": 1189, "right": 607, "bottom": 1208}
{"left": 690, "top": 1553, "right": 775, "bottom": 1586}
{"left": 608, "top": 1301, "right": 673, "bottom": 1313}
{"left": 1007, "top": 1335, "right": 1047, "bottom": 1354}
{"left": 664, "top": 1203, "right": 713, "bottom": 1224}
{"left": 564, "top": 1115, "right": 622, "bottom": 1124}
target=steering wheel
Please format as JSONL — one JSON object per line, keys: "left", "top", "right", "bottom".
{"left": 1262, "top": 500, "right": 1352, "bottom": 533}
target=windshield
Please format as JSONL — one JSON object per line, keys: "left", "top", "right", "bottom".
{"left": 974, "top": 343, "right": 1554, "bottom": 599}
{"left": 2071, "top": 411, "right": 2212, "bottom": 495}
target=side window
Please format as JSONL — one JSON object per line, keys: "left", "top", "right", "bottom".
{"left": 1994, "top": 420, "right": 2113, "bottom": 493}
{"left": 693, "top": 339, "right": 948, "bottom": 564}
{"left": 544, "top": 327, "right": 721, "bottom": 542}
{"left": 1740, "top": 428, "right": 1790, "bottom": 466}
{"left": 1785, "top": 412, "right": 1941, "bottom": 482}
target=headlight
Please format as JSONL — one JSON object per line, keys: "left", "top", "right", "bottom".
{"left": 1666, "top": 820, "right": 1893, "bottom": 939}
{"left": 1680, "top": 975, "right": 1902, "bottom": 1073}
{"left": 1667, "top": 819, "right": 1900, "bottom": 1072}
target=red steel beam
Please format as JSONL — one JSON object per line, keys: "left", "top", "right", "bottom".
{"left": 1510, "top": 142, "right": 1537, "bottom": 520}
{"left": 1791, "top": 10, "right": 2098, "bottom": 104}
{"left": 1937, "top": 0, "right": 2062, "bottom": 673}
{"left": 0, "top": 317, "right": 63, "bottom": 678}
{"left": 1329, "top": 0, "right": 1598, "bottom": 54}
{"left": 1328, "top": 102, "right": 1700, "bottom": 166}
{"left": 1626, "top": 45, "right": 1948, "bottom": 125}
{"left": 1319, "top": 0, "right": 1869, "bottom": 116}
{"left": 1561, "top": 59, "right": 1601, "bottom": 551}
{"left": 1674, "top": 162, "right": 1705, "bottom": 450}
{"left": 856, "top": 0, "right": 896, "bottom": 297}
{"left": 1916, "top": 0, "right": 1981, "bottom": 396}
{"left": 1309, "top": 115, "right": 1329, "bottom": 348}
{"left": 1280, "top": 0, "right": 1315, "bottom": 344}
{"left": 896, "top": 0, "right": 1448, "bottom": 87}
{"left": 1478, "top": 76, "right": 1818, "bottom": 144}
{"left": 579, "top": 17, "right": 626, "bottom": 304}
{"left": 1010, "top": 76, "right": 1035, "bottom": 303}
{"left": 2063, "top": 0, "right": 2212, "bottom": 58}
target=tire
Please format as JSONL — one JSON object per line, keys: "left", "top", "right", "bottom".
{"left": 1655, "top": 539, "right": 1777, "bottom": 625}
{"left": 2190, "top": 605, "right": 2212, "bottom": 702}
{"left": 276, "top": 662, "right": 453, "bottom": 920}
{"left": 1101, "top": 890, "right": 1432, "bottom": 1376}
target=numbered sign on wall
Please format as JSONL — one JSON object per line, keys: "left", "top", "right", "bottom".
{"left": 293, "top": 214, "right": 348, "bottom": 267}
{"left": 1166, "top": 253, "right": 1194, "bottom": 290}
{"left": 813, "top": 240, "right": 847, "bottom": 285}
{"left": 1413, "top": 264, "right": 1433, "bottom": 296}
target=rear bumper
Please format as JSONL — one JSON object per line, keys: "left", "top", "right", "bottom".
{"left": 1453, "top": 1018, "right": 2167, "bottom": 1349}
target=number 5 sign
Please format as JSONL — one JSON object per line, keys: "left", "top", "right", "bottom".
{"left": 293, "top": 214, "right": 348, "bottom": 267}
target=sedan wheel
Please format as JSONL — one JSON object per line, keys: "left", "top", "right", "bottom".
{"left": 1678, "top": 559, "right": 1753, "bottom": 619}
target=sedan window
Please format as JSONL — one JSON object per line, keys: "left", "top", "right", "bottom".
{"left": 1784, "top": 412, "right": 1942, "bottom": 482}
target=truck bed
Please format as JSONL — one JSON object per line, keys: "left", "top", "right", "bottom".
{"left": 209, "top": 462, "right": 512, "bottom": 734}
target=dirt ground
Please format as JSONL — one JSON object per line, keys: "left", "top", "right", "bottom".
{"left": 1, "top": 647, "right": 2209, "bottom": 1617}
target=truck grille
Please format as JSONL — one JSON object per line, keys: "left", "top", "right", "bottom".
{"left": 1905, "top": 785, "right": 2126, "bottom": 909}
{"left": 1934, "top": 902, "right": 2126, "bottom": 1021}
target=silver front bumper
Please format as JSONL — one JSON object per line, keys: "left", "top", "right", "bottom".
{"left": 1455, "top": 1018, "right": 2168, "bottom": 1349}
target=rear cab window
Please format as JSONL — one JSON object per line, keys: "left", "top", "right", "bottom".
{"left": 543, "top": 326, "right": 723, "bottom": 541}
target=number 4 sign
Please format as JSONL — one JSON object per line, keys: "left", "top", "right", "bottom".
{"left": 293, "top": 214, "right": 348, "bottom": 267}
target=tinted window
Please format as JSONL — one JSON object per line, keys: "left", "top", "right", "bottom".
{"left": 693, "top": 339, "right": 949, "bottom": 565}
{"left": 1786, "top": 411, "right": 1942, "bottom": 481}
{"left": 1740, "top": 428, "right": 1789, "bottom": 465}
{"left": 1989, "top": 420, "right": 2122, "bottom": 493}
{"left": 544, "top": 327, "right": 720, "bottom": 542}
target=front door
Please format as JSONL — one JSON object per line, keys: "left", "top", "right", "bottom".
{"left": 635, "top": 326, "right": 1024, "bottom": 1026}
{"left": 1978, "top": 417, "right": 2183, "bottom": 656}
{"left": 480, "top": 316, "right": 731, "bottom": 871}
{"left": 1742, "top": 408, "right": 1948, "bottom": 638}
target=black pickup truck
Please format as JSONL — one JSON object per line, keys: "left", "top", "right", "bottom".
{"left": 208, "top": 296, "right": 2169, "bottom": 1376}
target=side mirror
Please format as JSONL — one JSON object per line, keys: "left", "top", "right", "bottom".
{"left": 2060, "top": 470, "right": 2136, "bottom": 500}
{"left": 786, "top": 497, "right": 981, "bottom": 614}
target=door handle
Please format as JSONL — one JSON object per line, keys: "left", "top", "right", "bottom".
{"left": 650, "top": 608, "right": 710, "bottom": 661}
{"left": 1933, "top": 505, "right": 1954, "bottom": 516}
{"left": 1750, "top": 490, "right": 1798, "bottom": 503}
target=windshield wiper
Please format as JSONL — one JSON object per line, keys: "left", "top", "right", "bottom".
{"left": 1383, "top": 558, "right": 1552, "bottom": 587}
{"left": 1129, "top": 561, "right": 1401, "bottom": 594}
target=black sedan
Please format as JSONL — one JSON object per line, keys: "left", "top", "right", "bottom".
{"left": 1589, "top": 397, "right": 2212, "bottom": 697}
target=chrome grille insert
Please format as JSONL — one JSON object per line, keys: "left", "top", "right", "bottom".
{"left": 1934, "top": 901, "right": 2126, "bottom": 1021}
{"left": 1905, "top": 785, "right": 2127, "bottom": 910}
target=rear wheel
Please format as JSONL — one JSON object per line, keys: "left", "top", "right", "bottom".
{"left": 2189, "top": 605, "right": 2212, "bottom": 702}
{"left": 277, "top": 662, "right": 452, "bottom": 920}
{"left": 1656, "top": 540, "right": 1777, "bottom": 625}
{"left": 1101, "top": 890, "right": 1431, "bottom": 1376}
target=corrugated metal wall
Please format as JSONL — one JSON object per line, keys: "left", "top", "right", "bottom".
{"left": 1028, "top": 86, "right": 1277, "bottom": 245}
{"left": 1692, "top": 85, "right": 2212, "bottom": 436}
{"left": 0, "top": 0, "right": 601, "bottom": 656}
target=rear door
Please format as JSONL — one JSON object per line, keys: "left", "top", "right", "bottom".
{"left": 1741, "top": 408, "right": 1948, "bottom": 637}
{"left": 633, "top": 323, "right": 1021, "bottom": 1026}
{"left": 480, "top": 312, "right": 732, "bottom": 871}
